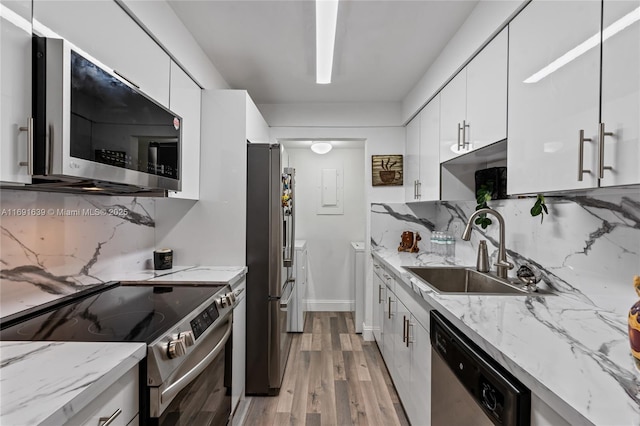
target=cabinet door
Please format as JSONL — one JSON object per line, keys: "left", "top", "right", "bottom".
{"left": 507, "top": 0, "right": 601, "bottom": 194}
{"left": 439, "top": 69, "right": 467, "bottom": 162}
{"left": 372, "top": 264, "right": 384, "bottom": 345}
{"left": 232, "top": 279, "right": 247, "bottom": 411}
{"left": 1, "top": 0, "right": 32, "bottom": 184}
{"left": 408, "top": 317, "right": 431, "bottom": 426}
{"left": 600, "top": 0, "right": 640, "bottom": 187}
{"left": 466, "top": 27, "right": 508, "bottom": 151}
{"left": 404, "top": 114, "right": 421, "bottom": 201}
{"left": 33, "top": 0, "right": 171, "bottom": 107}
{"left": 168, "top": 62, "right": 201, "bottom": 200}
{"left": 382, "top": 284, "right": 395, "bottom": 369}
{"left": 393, "top": 298, "right": 411, "bottom": 408}
{"left": 419, "top": 95, "right": 440, "bottom": 201}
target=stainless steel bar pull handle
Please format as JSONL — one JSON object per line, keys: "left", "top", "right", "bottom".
{"left": 578, "top": 129, "right": 592, "bottom": 181}
{"left": 417, "top": 181, "right": 421, "bottom": 199}
{"left": 388, "top": 297, "right": 394, "bottom": 319}
{"left": 462, "top": 120, "right": 469, "bottom": 149}
{"left": 378, "top": 284, "right": 383, "bottom": 304}
{"left": 406, "top": 319, "right": 412, "bottom": 348}
{"left": 402, "top": 315, "right": 407, "bottom": 342}
{"left": 99, "top": 408, "right": 122, "bottom": 426}
{"left": 598, "top": 122, "right": 614, "bottom": 179}
{"left": 18, "top": 117, "right": 33, "bottom": 175}
{"left": 457, "top": 123, "right": 463, "bottom": 150}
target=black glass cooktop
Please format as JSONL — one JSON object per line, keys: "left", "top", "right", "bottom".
{"left": 0, "top": 284, "right": 223, "bottom": 344}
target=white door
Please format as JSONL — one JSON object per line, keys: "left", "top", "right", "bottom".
{"left": 1, "top": 0, "right": 32, "bottom": 184}
{"left": 419, "top": 95, "right": 441, "bottom": 201}
{"left": 439, "top": 69, "right": 467, "bottom": 163}
{"left": 382, "top": 284, "right": 395, "bottom": 373}
{"left": 466, "top": 27, "right": 508, "bottom": 151}
{"left": 600, "top": 0, "right": 640, "bottom": 187}
{"left": 404, "top": 115, "right": 420, "bottom": 201}
{"left": 507, "top": 0, "right": 601, "bottom": 194}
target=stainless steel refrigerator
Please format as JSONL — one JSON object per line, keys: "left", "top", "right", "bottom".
{"left": 246, "top": 143, "right": 296, "bottom": 395}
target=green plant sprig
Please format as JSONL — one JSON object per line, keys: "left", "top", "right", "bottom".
{"left": 530, "top": 194, "right": 549, "bottom": 223}
{"left": 475, "top": 184, "right": 493, "bottom": 229}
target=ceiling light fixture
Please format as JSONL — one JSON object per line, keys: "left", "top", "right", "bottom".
{"left": 310, "top": 141, "right": 333, "bottom": 154}
{"left": 316, "top": 0, "right": 339, "bottom": 84}
{"left": 524, "top": 6, "right": 640, "bottom": 84}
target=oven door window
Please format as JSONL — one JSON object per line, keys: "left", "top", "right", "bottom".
{"left": 156, "top": 325, "right": 232, "bottom": 425}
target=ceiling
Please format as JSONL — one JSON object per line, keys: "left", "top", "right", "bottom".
{"left": 167, "top": 0, "right": 479, "bottom": 105}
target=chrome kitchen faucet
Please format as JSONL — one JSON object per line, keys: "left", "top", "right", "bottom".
{"left": 462, "top": 208, "right": 514, "bottom": 279}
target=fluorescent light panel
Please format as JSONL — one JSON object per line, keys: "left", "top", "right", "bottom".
{"left": 316, "top": 0, "right": 339, "bottom": 84}
{"left": 524, "top": 7, "right": 640, "bottom": 83}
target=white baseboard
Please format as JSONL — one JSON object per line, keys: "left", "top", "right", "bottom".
{"left": 304, "top": 299, "right": 355, "bottom": 312}
{"left": 362, "top": 325, "right": 375, "bottom": 341}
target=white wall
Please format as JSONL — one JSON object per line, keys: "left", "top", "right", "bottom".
{"left": 402, "top": 0, "right": 526, "bottom": 123}
{"left": 155, "top": 91, "right": 254, "bottom": 266}
{"left": 286, "top": 147, "right": 365, "bottom": 310}
{"left": 259, "top": 102, "right": 403, "bottom": 127}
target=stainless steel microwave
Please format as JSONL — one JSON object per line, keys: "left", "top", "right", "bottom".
{"left": 31, "top": 36, "right": 182, "bottom": 193}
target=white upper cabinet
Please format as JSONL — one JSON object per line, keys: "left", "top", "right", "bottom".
{"left": 466, "top": 28, "right": 508, "bottom": 152}
{"left": 600, "top": 0, "right": 640, "bottom": 187}
{"left": 440, "top": 28, "right": 508, "bottom": 163}
{"left": 507, "top": 1, "right": 602, "bottom": 194}
{"left": 1, "top": 0, "right": 32, "bottom": 184}
{"left": 168, "top": 62, "right": 201, "bottom": 200}
{"left": 419, "top": 95, "right": 440, "bottom": 201}
{"left": 439, "top": 69, "right": 467, "bottom": 163}
{"left": 33, "top": 0, "right": 171, "bottom": 107}
{"left": 404, "top": 114, "right": 420, "bottom": 202}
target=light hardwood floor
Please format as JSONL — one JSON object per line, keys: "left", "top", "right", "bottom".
{"left": 242, "top": 312, "right": 410, "bottom": 426}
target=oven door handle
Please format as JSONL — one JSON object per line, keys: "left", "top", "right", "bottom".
{"left": 160, "top": 319, "right": 232, "bottom": 405}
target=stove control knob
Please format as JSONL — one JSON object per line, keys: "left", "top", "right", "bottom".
{"left": 167, "top": 338, "right": 187, "bottom": 359}
{"left": 179, "top": 331, "right": 195, "bottom": 347}
{"left": 225, "top": 293, "right": 235, "bottom": 305}
{"left": 219, "top": 297, "right": 228, "bottom": 308}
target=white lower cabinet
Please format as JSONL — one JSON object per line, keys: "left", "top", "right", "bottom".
{"left": 70, "top": 364, "right": 139, "bottom": 426}
{"left": 372, "top": 262, "right": 385, "bottom": 346}
{"left": 231, "top": 278, "right": 247, "bottom": 413}
{"left": 381, "top": 274, "right": 432, "bottom": 426}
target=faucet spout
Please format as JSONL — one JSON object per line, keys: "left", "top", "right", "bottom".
{"left": 461, "top": 208, "right": 513, "bottom": 279}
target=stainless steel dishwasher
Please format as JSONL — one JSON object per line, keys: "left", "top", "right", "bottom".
{"left": 430, "top": 311, "right": 531, "bottom": 426}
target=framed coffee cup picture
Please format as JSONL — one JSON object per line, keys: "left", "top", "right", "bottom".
{"left": 372, "top": 155, "right": 403, "bottom": 186}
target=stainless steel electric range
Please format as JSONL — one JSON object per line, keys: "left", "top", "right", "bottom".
{"left": 0, "top": 281, "right": 240, "bottom": 425}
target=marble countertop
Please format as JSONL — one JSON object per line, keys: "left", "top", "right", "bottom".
{"left": 373, "top": 249, "right": 640, "bottom": 426}
{"left": 118, "top": 265, "right": 247, "bottom": 286}
{"left": 0, "top": 341, "right": 146, "bottom": 425}
{"left": 0, "top": 265, "right": 246, "bottom": 425}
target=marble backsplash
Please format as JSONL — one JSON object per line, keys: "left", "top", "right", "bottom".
{"left": 371, "top": 189, "right": 640, "bottom": 314}
{"left": 0, "top": 189, "right": 156, "bottom": 317}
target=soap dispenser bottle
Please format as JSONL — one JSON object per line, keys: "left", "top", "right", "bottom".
{"left": 476, "top": 240, "right": 489, "bottom": 273}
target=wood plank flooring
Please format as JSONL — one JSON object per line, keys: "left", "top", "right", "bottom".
{"left": 242, "top": 312, "right": 410, "bottom": 426}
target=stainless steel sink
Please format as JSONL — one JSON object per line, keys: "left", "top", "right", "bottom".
{"left": 403, "top": 266, "right": 546, "bottom": 295}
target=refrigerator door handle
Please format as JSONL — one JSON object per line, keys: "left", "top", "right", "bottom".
{"left": 280, "top": 279, "right": 296, "bottom": 310}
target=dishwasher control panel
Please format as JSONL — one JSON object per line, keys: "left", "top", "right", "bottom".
{"left": 430, "top": 311, "right": 531, "bottom": 426}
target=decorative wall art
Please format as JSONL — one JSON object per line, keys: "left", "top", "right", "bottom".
{"left": 372, "top": 155, "right": 403, "bottom": 186}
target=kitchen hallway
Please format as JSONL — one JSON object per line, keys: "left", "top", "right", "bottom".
{"left": 241, "top": 312, "right": 409, "bottom": 426}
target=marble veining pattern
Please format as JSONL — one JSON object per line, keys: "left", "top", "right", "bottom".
{"left": 371, "top": 190, "right": 640, "bottom": 425}
{"left": 0, "top": 341, "right": 146, "bottom": 425}
{"left": 1, "top": 190, "right": 156, "bottom": 318}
